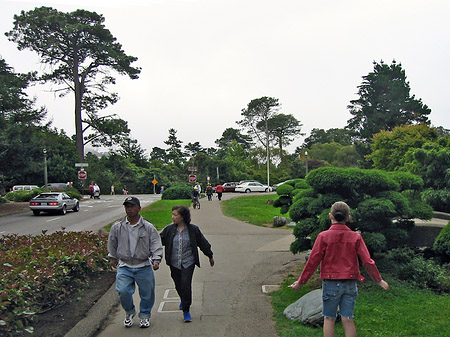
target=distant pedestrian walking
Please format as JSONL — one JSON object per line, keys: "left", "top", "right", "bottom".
{"left": 107, "top": 197, "right": 163, "bottom": 329}
{"left": 206, "top": 184, "right": 213, "bottom": 201}
{"left": 290, "top": 201, "right": 389, "bottom": 337}
{"left": 111, "top": 185, "right": 115, "bottom": 195}
{"left": 160, "top": 205, "right": 214, "bottom": 323}
{"left": 215, "top": 183, "right": 224, "bottom": 201}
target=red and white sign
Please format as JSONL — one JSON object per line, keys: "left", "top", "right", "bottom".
{"left": 189, "top": 174, "right": 197, "bottom": 183}
{"left": 78, "top": 170, "right": 87, "bottom": 180}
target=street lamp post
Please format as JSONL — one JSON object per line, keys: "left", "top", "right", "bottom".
{"left": 43, "top": 148, "right": 48, "bottom": 186}
{"left": 305, "top": 151, "right": 308, "bottom": 176}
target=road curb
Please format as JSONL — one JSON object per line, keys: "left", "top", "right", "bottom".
{"left": 64, "top": 282, "right": 119, "bottom": 337}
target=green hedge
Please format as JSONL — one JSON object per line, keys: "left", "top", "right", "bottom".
{"left": 5, "top": 187, "right": 81, "bottom": 202}
{"left": 161, "top": 185, "right": 192, "bottom": 200}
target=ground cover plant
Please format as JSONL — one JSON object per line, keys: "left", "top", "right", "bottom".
{"left": 271, "top": 267, "right": 450, "bottom": 337}
{"left": 0, "top": 230, "right": 111, "bottom": 336}
{"left": 221, "top": 195, "right": 283, "bottom": 226}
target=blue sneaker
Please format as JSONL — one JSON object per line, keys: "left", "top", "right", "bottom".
{"left": 179, "top": 302, "right": 183, "bottom": 310}
{"left": 183, "top": 312, "right": 192, "bottom": 322}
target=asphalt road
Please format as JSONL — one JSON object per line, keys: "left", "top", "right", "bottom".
{"left": 0, "top": 194, "right": 161, "bottom": 236}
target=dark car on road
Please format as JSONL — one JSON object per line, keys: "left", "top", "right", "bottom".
{"left": 29, "top": 192, "right": 79, "bottom": 216}
{"left": 222, "top": 182, "right": 239, "bottom": 192}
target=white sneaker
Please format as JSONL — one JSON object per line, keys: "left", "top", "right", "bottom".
{"left": 124, "top": 313, "right": 135, "bottom": 327}
{"left": 139, "top": 317, "right": 150, "bottom": 328}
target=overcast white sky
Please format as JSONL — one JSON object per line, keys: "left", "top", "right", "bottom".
{"left": 1, "top": 0, "right": 449, "bottom": 154}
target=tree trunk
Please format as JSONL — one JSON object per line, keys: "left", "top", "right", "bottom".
{"left": 73, "top": 48, "right": 84, "bottom": 162}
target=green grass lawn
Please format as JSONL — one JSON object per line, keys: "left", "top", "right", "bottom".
{"left": 271, "top": 268, "right": 450, "bottom": 337}
{"left": 140, "top": 199, "right": 191, "bottom": 230}
{"left": 221, "top": 194, "right": 284, "bottom": 226}
{"left": 103, "top": 199, "right": 191, "bottom": 231}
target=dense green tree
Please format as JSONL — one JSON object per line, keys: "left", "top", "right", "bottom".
{"left": 368, "top": 124, "right": 439, "bottom": 171}
{"left": 6, "top": 6, "right": 141, "bottom": 161}
{"left": 184, "top": 142, "right": 204, "bottom": 159}
{"left": 118, "top": 138, "right": 149, "bottom": 168}
{"left": 404, "top": 140, "right": 450, "bottom": 190}
{"left": 301, "top": 127, "right": 353, "bottom": 149}
{"left": 164, "top": 128, "right": 185, "bottom": 166}
{"left": 149, "top": 147, "right": 167, "bottom": 163}
{"left": 347, "top": 60, "right": 431, "bottom": 143}
{"left": 307, "top": 142, "right": 360, "bottom": 168}
{"left": 0, "top": 57, "right": 48, "bottom": 187}
{"left": 346, "top": 60, "right": 431, "bottom": 165}
{"left": 215, "top": 128, "right": 253, "bottom": 152}
{"left": 258, "top": 113, "right": 304, "bottom": 152}
{"left": 239, "top": 96, "right": 280, "bottom": 185}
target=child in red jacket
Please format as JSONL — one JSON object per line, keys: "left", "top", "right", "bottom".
{"left": 290, "top": 201, "right": 389, "bottom": 337}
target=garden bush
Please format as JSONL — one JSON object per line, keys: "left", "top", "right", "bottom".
{"left": 422, "top": 188, "right": 450, "bottom": 213}
{"left": 433, "top": 221, "right": 450, "bottom": 261}
{"left": 377, "top": 247, "right": 450, "bottom": 293}
{"left": 288, "top": 167, "right": 432, "bottom": 255}
{"left": 161, "top": 185, "right": 192, "bottom": 200}
{"left": 274, "top": 179, "right": 310, "bottom": 214}
{"left": 4, "top": 189, "right": 40, "bottom": 202}
{"left": 0, "top": 231, "right": 111, "bottom": 336}
{"left": 276, "top": 183, "right": 294, "bottom": 196}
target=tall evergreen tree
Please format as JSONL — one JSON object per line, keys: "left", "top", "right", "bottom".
{"left": 347, "top": 60, "right": 431, "bottom": 144}
{"left": 164, "top": 128, "right": 185, "bottom": 165}
{"left": 6, "top": 7, "right": 141, "bottom": 161}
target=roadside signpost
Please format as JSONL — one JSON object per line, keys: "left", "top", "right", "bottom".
{"left": 78, "top": 169, "right": 87, "bottom": 180}
{"left": 189, "top": 174, "right": 197, "bottom": 183}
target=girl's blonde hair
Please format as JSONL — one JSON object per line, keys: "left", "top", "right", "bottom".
{"left": 330, "top": 201, "right": 351, "bottom": 223}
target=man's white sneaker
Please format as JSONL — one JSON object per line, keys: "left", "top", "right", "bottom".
{"left": 124, "top": 313, "right": 135, "bottom": 327}
{"left": 139, "top": 317, "right": 150, "bottom": 328}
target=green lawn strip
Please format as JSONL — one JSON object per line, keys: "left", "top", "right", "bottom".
{"left": 271, "top": 268, "right": 450, "bottom": 337}
{"left": 103, "top": 199, "right": 191, "bottom": 232}
{"left": 139, "top": 199, "right": 191, "bottom": 230}
{"left": 221, "top": 194, "right": 283, "bottom": 226}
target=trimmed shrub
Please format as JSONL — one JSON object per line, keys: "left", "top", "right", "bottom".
{"left": 161, "top": 185, "right": 192, "bottom": 200}
{"left": 433, "top": 222, "right": 450, "bottom": 260}
{"left": 276, "top": 183, "right": 294, "bottom": 196}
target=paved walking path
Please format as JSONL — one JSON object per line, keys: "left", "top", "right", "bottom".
{"left": 91, "top": 193, "right": 297, "bottom": 337}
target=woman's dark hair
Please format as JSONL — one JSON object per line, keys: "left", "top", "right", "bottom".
{"left": 331, "top": 201, "right": 351, "bottom": 223}
{"left": 172, "top": 205, "right": 191, "bottom": 224}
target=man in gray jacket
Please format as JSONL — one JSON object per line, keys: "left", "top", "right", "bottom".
{"left": 107, "top": 196, "right": 163, "bottom": 329}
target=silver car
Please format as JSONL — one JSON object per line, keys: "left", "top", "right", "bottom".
{"left": 29, "top": 192, "right": 80, "bottom": 216}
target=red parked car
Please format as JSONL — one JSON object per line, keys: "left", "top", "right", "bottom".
{"left": 222, "top": 182, "right": 238, "bottom": 192}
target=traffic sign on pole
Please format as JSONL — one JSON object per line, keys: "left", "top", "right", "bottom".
{"left": 78, "top": 170, "right": 87, "bottom": 180}
{"left": 189, "top": 174, "right": 197, "bottom": 183}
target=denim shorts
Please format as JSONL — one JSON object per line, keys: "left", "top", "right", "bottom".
{"left": 322, "top": 279, "right": 358, "bottom": 318}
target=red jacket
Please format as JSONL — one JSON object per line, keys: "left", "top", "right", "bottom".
{"left": 215, "top": 185, "right": 224, "bottom": 193}
{"left": 298, "top": 223, "right": 382, "bottom": 284}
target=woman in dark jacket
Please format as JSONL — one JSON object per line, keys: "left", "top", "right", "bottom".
{"left": 160, "top": 205, "right": 214, "bottom": 322}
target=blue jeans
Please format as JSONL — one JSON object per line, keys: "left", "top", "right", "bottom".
{"left": 322, "top": 279, "right": 358, "bottom": 319}
{"left": 116, "top": 265, "right": 155, "bottom": 319}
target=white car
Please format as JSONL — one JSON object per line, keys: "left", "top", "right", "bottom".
{"left": 235, "top": 182, "right": 272, "bottom": 193}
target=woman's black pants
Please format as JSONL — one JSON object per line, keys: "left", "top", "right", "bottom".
{"left": 169, "top": 264, "right": 195, "bottom": 313}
